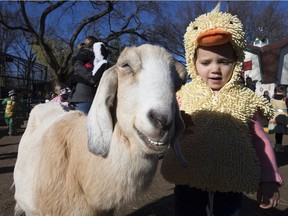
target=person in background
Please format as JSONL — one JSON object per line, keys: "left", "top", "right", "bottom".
{"left": 263, "top": 90, "right": 271, "bottom": 102}
{"left": 68, "top": 35, "right": 110, "bottom": 114}
{"left": 50, "top": 87, "right": 72, "bottom": 108}
{"left": 269, "top": 85, "right": 288, "bottom": 152}
{"left": 161, "top": 5, "right": 282, "bottom": 216}
{"left": 2, "top": 90, "right": 18, "bottom": 136}
{"left": 45, "top": 92, "right": 58, "bottom": 103}
{"left": 245, "top": 76, "right": 256, "bottom": 92}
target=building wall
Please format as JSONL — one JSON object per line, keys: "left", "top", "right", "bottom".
{"left": 244, "top": 51, "right": 276, "bottom": 97}
{"left": 244, "top": 51, "right": 262, "bottom": 82}
{"left": 279, "top": 45, "right": 288, "bottom": 85}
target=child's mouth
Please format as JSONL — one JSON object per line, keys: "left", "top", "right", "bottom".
{"left": 210, "top": 77, "right": 222, "bottom": 83}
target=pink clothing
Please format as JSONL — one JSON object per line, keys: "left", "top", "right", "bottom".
{"left": 50, "top": 95, "right": 69, "bottom": 107}
{"left": 251, "top": 112, "right": 283, "bottom": 185}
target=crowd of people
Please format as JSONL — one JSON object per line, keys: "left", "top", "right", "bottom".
{"left": 1, "top": 35, "right": 111, "bottom": 135}
{"left": 1, "top": 4, "right": 286, "bottom": 216}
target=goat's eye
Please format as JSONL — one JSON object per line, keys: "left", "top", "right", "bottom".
{"left": 194, "top": 26, "right": 198, "bottom": 30}
{"left": 230, "top": 21, "right": 233, "bottom": 24}
{"left": 121, "top": 63, "right": 130, "bottom": 68}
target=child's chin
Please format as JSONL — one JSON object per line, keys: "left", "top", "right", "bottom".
{"left": 211, "top": 86, "right": 221, "bottom": 92}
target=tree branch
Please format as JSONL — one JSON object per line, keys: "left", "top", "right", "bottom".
{"left": 39, "top": 1, "right": 67, "bottom": 38}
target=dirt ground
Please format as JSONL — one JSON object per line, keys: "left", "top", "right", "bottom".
{"left": 0, "top": 125, "right": 288, "bottom": 216}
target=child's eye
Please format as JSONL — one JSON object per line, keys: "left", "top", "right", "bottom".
{"left": 219, "top": 59, "right": 234, "bottom": 65}
{"left": 220, "top": 61, "right": 232, "bottom": 65}
{"left": 201, "top": 61, "right": 210, "bottom": 66}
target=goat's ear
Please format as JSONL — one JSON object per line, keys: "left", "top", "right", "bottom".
{"left": 174, "top": 61, "right": 188, "bottom": 91}
{"left": 171, "top": 101, "right": 188, "bottom": 167}
{"left": 87, "top": 66, "right": 118, "bottom": 156}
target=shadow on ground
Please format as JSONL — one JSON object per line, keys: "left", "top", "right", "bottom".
{"left": 275, "top": 145, "right": 288, "bottom": 167}
{"left": 126, "top": 194, "right": 288, "bottom": 216}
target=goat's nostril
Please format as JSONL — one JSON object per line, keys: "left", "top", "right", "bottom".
{"left": 148, "top": 110, "right": 169, "bottom": 129}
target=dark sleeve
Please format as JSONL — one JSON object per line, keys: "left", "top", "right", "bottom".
{"left": 69, "top": 73, "right": 94, "bottom": 86}
{"left": 73, "top": 61, "right": 96, "bottom": 86}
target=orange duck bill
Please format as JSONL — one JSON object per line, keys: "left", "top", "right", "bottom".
{"left": 197, "top": 29, "right": 232, "bottom": 46}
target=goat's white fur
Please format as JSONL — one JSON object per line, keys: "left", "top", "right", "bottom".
{"left": 13, "top": 44, "right": 187, "bottom": 216}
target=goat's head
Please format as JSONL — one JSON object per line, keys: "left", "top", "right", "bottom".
{"left": 87, "top": 44, "right": 187, "bottom": 166}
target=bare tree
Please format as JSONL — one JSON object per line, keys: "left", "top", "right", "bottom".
{"left": 228, "top": 1, "right": 288, "bottom": 44}
{"left": 11, "top": 35, "right": 38, "bottom": 90}
{"left": 146, "top": 1, "right": 288, "bottom": 64}
{"left": 1, "top": 0, "right": 287, "bottom": 86}
{"left": 0, "top": 1, "right": 157, "bottom": 84}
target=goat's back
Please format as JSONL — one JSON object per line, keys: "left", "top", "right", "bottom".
{"left": 14, "top": 103, "right": 87, "bottom": 215}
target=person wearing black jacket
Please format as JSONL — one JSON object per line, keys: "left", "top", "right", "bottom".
{"left": 68, "top": 36, "right": 110, "bottom": 114}
{"left": 270, "top": 85, "right": 288, "bottom": 152}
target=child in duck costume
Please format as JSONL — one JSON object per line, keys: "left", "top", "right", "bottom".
{"left": 161, "top": 5, "right": 282, "bottom": 216}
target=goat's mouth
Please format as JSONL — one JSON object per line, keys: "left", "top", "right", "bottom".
{"left": 135, "top": 128, "right": 169, "bottom": 153}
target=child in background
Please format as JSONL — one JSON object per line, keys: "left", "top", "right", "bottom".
{"left": 2, "top": 90, "right": 18, "bottom": 136}
{"left": 263, "top": 90, "right": 271, "bottom": 102}
{"left": 161, "top": 4, "right": 282, "bottom": 216}
{"left": 45, "top": 92, "right": 57, "bottom": 103}
{"left": 50, "top": 87, "right": 71, "bottom": 107}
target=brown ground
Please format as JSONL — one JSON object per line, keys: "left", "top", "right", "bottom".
{"left": 0, "top": 125, "right": 288, "bottom": 216}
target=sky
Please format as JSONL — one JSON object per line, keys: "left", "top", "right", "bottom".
{"left": 2, "top": 1, "right": 288, "bottom": 57}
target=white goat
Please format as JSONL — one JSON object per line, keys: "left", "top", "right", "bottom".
{"left": 13, "top": 44, "right": 187, "bottom": 216}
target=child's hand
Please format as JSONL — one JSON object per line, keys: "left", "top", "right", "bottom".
{"left": 257, "top": 182, "right": 280, "bottom": 209}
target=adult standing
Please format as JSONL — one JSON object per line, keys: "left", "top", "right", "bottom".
{"left": 269, "top": 85, "right": 288, "bottom": 152}
{"left": 69, "top": 36, "right": 109, "bottom": 114}
{"left": 2, "top": 90, "right": 18, "bottom": 136}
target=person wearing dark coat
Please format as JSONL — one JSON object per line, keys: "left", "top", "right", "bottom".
{"left": 68, "top": 36, "right": 110, "bottom": 114}
{"left": 269, "top": 85, "right": 288, "bottom": 152}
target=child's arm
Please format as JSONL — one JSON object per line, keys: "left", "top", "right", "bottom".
{"left": 2, "top": 98, "right": 7, "bottom": 106}
{"left": 250, "top": 112, "right": 282, "bottom": 183}
{"left": 250, "top": 112, "right": 283, "bottom": 208}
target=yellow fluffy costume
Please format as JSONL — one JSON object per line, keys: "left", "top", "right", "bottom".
{"left": 161, "top": 6, "right": 273, "bottom": 193}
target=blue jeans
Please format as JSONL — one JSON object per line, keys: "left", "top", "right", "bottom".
{"left": 174, "top": 185, "right": 243, "bottom": 216}
{"left": 74, "top": 102, "right": 92, "bottom": 115}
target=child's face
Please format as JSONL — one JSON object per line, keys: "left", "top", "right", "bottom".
{"left": 195, "top": 43, "right": 236, "bottom": 91}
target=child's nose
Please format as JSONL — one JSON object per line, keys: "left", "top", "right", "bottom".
{"left": 211, "top": 63, "right": 221, "bottom": 73}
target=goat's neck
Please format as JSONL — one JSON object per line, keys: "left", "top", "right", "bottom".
{"left": 109, "top": 124, "right": 158, "bottom": 184}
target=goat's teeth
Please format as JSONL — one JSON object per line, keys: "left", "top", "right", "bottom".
{"left": 147, "top": 137, "right": 163, "bottom": 146}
